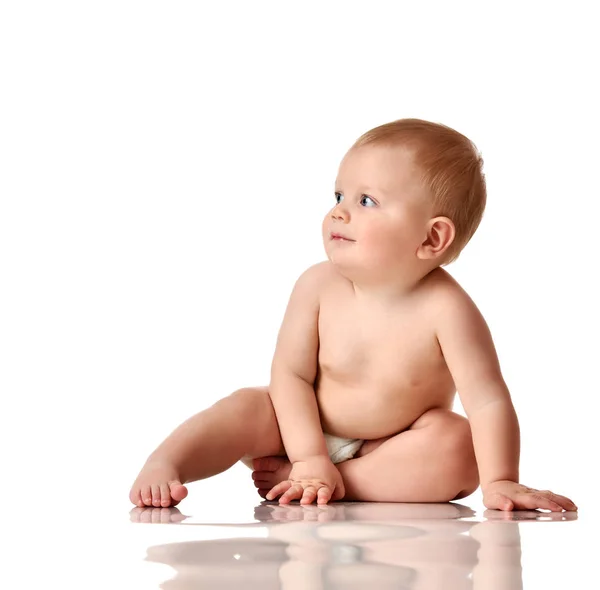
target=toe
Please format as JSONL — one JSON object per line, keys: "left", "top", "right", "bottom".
{"left": 141, "top": 485, "right": 153, "bottom": 506}
{"left": 129, "top": 487, "right": 142, "bottom": 507}
{"left": 160, "top": 483, "right": 171, "bottom": 507}
{"left": 151, "top": 484, "right": 161, "bottom": 507}
{"left": 169, "top": 481, "right": 188, "bottom": 503}
{"left": 252, "top": 457, "right": 274, "bottom": 471}
{"left": 252, "top": 471, "right": 270, "bottom": 481}
{"left": 253, "top": 456, "right": 283, "bottom": 472}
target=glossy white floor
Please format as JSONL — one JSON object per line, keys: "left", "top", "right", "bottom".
{"left": 7, "top": 463, "right": 590, "bottom": 590}
{"left": 125, "top": 501, "right": 586, "bottom": 590}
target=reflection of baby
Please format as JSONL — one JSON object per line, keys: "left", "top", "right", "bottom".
{"left": 138, "top": 502, "right": 558, "bottom": 590}
{"left": 130, "top": 118, "right": 577, "bottom": 513}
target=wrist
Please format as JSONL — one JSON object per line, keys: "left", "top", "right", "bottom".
{"left": 482, "top": 478, "right": 519, "bottom": 490}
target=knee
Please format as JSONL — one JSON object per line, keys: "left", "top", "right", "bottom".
{"left": 225, "top": 386, "right": 278, "bottom": 433}
{"left": 443, "top": 416, "right": 479, "bottom": 496}
{"left": 421, "top": 409, "right": 479, "bottom": 494}
{"left": 445, "top": 413, "right": 474, "bottom": 455}
{"left": 229, "top": 387, "right": 284, "bottom": 462}
{"left": 225, "top": 386, "right": 271, "bottom": 413}
{"left": 417, "top": 409, "right": 471, "bottom": 448}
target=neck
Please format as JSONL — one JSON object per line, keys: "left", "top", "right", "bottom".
{"left": 338, "top": 261, "right": 439, "bottom": 307}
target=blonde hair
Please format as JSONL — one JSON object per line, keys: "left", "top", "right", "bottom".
{"left": 351, "top": 118, "right": 486, "bottom": 266}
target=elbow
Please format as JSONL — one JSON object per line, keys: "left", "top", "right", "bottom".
{"left": 271, "top": 360, "right": 316, "bottom": 388}
{"left": 467, "top": 398, "right": 519, "bottom": 430}
{"left": 269, "top": 366, "right": 312, "bottom": 395}
{"left": 463, "top": 383, "right": 514, "bottom": 417}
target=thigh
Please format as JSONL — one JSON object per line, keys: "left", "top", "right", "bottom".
{"left": 236, "top": 386, "right": 287, "bottom": 467}
{"left": 355, "top": 407, "right": 470, "bottom": 459}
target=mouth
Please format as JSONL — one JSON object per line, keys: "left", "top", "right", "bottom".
{"left": 330, "top": 232, "right": 354, "bottom": 242}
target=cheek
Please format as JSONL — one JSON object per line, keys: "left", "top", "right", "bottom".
{"left": 365, "top": 222, "right": 416, "bottom": 260}
{"left": 363, "top": 220, "right": 403, "bottom": 246}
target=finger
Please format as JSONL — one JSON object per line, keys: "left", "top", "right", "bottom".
{"left": 539, "top": 491, "right": 578, "bottom": 511}
{"left": 317, "top": 486, "right": 333, "bottom": 505}
{"left": 279, "top": 484, "right": 303, "bottom": 505}
{"left": 484, "top": 492, "right": 514, "bottom": 511}
{"left": 331, "top": 481, "right": 345, "bottom": 501}
{"left": 527, "top": 493, "right": 564, "bottom": 512}
{"left": 300, "top": 486, "right": 318, "bottom": 505}
{"left": 266, "top": 481, "right": 291, "bottom": 501}
{"left": 514, "top": 493, "right": 561, "bottom": 512}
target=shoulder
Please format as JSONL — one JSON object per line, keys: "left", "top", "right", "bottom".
{"left": 295, "top": 260, "right": 335, "bottom": 285}
{"left": 292, "top": 260, "right": 351, "bottom": 311}
{"left": 423, "top": 270, "right": 495, "bottom": 360}
{"left": 290, "top": 260, "right": 337, "bottom": 305}
{"left": 423, "top": 267, "right": 481, "bottom": 321}
{"left": 425, "top": 269, "right": 505, "bottom": 401}
{"left": 295, "top": 260, "right": 340, "bottom": 292}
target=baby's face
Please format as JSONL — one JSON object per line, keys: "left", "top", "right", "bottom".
{"left": 322, "top": 144, "right": 433, "bottom": 275}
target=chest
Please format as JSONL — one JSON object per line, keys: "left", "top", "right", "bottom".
{"left": 317, "top": 297, "right": 441, "bottom": 388}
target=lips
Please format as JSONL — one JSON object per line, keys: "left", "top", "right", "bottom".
{"left": 330, "top": 232, "right": 354, "bottom": 241}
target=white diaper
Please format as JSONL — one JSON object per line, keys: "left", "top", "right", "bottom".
{"left": 323, "top": 432, "right": 364, "bottom": 464}
{"left": 239, "top": 432, "right": 364, "bottom": 470}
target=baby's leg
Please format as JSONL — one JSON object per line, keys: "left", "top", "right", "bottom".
{"left": 129, "top": 386, "right": 285, "bottom": 507}
{"left": 338, "top": 408, "right": 479, "bottom": 502}
{"left": 253, "top": 408, "right": 479, "bottom": 503}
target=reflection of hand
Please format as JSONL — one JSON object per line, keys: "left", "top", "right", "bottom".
{"left": 482, "top": 480, "right": 578, "bottom": 512}
{"left": 266, "top": 455, "right": 345, "bottom": 505}
{"left": 262, "top": 503, "right": 346, "bottom": 523}
{"left": 482, "top": 508, "right": 577, "bottom": 522}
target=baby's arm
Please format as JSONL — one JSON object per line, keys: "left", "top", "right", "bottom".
{"left": 266, "top": 262, "right": 345, "bottom": 504}
{"left": 435, "top": 284, "right": 577, "bottom": 512}
{"left": 268, "top": 262, "right": 328, "bottom": 462}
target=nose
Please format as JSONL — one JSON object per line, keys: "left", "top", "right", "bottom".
{"left": 331, "top": 202, "right": 349, "bottom": 221}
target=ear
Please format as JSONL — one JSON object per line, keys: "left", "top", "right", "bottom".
{"left": 416, "top": 216, "right": 455, "bottom": 261}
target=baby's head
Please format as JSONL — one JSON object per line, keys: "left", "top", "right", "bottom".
{"left": 323, "top": 118, "right": 486, "bottom": 276}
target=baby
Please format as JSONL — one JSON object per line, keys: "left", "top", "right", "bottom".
{"left": 130, "top": 118, "right": 578, "bottom": 512}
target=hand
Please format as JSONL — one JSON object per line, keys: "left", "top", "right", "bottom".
{"left": 265, "top": 455, "right": 345, "bottom": 505}
{"left": 483, "top": 480, "right": 578, "bottom": 512}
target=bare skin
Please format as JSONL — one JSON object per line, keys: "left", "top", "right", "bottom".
{"left": 130, "top": 143, "right": 577, "bottom": 512}
{"left": 130, "top": 261, "right": 466, "bottom": 506}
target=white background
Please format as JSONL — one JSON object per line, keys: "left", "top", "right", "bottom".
{"left": 1, "top": 0, "right": 597, "bottom": 552}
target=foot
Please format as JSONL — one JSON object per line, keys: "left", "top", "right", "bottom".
{"left": 251, "top": 456, "right": 293, "bottom": 499}
{"left": 129, "top": 460, "right": 188, "bottom": 507}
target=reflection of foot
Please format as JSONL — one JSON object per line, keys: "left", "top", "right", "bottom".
{"left": 129, "top": 460, "right": 188, "bottom": 507}
{"left": 129, "top": 506, "right": 189, "bottom": 524}
{"left": 251, "top": 456, "right": 293, "bottom": 498}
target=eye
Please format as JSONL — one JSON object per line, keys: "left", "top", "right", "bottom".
{"left": 334, "top": 192, "right": 377, "bottom": 207}
{"left": 360, "top": 195, "right": 377, "bottom": 207}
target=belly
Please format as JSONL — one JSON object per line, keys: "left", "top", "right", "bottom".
{"left": 315, "top": 372, "right": 455, "bottom": 440}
